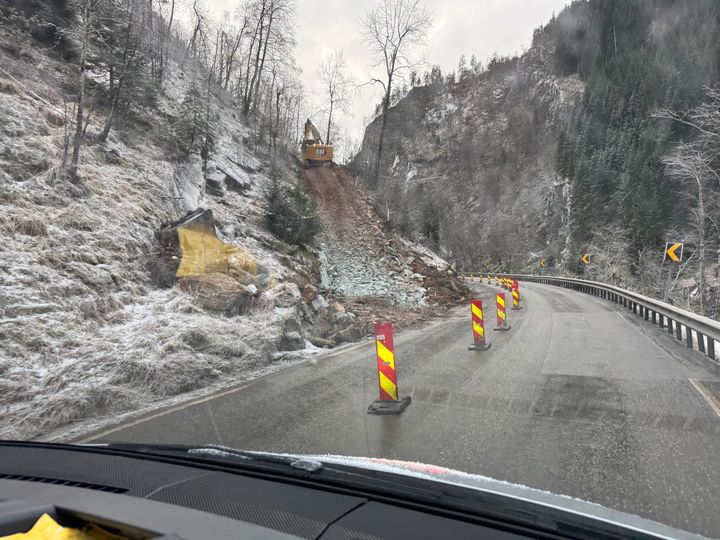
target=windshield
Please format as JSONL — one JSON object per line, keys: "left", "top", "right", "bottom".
{"left": 2, "top": 0, "right": 720, "bottom": 537}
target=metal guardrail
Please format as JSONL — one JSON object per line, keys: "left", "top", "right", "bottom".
{"left": 463, "top": 273, "right": 720, "bottom": 363}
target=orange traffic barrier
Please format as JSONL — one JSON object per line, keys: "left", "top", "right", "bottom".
{"left": 493, "top": 293, "right": 511, "bottom": 331}
{"left": 511, "top": 279, "right": 522, "bottom": 310}
{"left": 468, "top": 299, "right": 491, "bottom": 351}
{"left": 367, "top": 322, "right": 411, "bottom": 415}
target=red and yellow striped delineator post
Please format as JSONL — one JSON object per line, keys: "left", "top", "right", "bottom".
{"left": 367, "top": 322, "right": 411, "bottom": 415}
{"left": 468, "top": 299, "right": 491, "bottom": 351}
{"left": 494, "top": 293, "right": 511, "bottom": 331}
{"left": 511, "top": 279, "right": 522, "bottom": 310}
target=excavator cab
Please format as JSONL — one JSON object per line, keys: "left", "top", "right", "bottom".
{"left": 302, "top": 119, "right": 333, "bottom": 167}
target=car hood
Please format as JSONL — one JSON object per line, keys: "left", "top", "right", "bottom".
{"left": 280, "top": 453, "right": 707, "bottom": 540}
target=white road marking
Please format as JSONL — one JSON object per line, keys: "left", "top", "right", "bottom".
{"left": 688, "top": 379, "right": 720, "bottom": 418}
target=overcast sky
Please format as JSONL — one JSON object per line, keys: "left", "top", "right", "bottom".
{"left": 204, "top": 0, "right": 571, "bottom": 154}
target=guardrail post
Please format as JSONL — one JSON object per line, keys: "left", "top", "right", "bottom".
{"left": 686, "top": 327, "right": 693, "bottom": 349}
{"left": 644, "top": 306, "right": 649, "bottom": 321}
{"left": 668, "top": 318, "right": 674, "bottom": 335}
{"left": 659, "top": 314, "right": 664, "bottom": 328}
{"left": 708, "top": 339, "right": 716, "bottom": 361}
{"left": 698, "top": 333, "right": 706, "bottom": 354}
{"left": 651, "top": 311, "right": 657, "bottom": 324}
{"left": 676, "top": 322, "right": 682, "bottom": 341}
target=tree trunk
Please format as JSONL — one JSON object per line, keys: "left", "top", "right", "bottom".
{"left": 99, "top": 77, "right": 124, "bottom": 143}
{"left": 697, "top": 176, "right": 706, "bottom": 315}
{"left": 373, "top": 83, "right": 392, "bottom": 186}
{"left": 251, "top": 3, "right": 273, "bottom": 115}
{"left": 326, "top": 99, "right": 333, "bottom": 144}
{"left": 69, "top": 3, "right": 91, "bottom": 180}
{"left": 244, "top": 3, "right": 266, "bottom": 115}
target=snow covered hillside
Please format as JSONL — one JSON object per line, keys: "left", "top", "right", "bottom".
{"left": 0, "top": 22, "right": 465, "bottom": 440}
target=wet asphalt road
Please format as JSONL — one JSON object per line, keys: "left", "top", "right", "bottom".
{"left": 86, "top": 282, "right": 720, "bottom": 538}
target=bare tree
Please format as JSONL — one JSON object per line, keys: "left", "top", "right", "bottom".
{"left": 99, "top": 0, "right": 147, "bottom": 143}
{"left": 241, "top": 0, "right": 295, "bottom": 116}
{"left": 68, "top": 0, "right": 102, "bottom": 181}
{"left": 663, "top": 143, "right": 719, "bottom": 315}
{"left": 361, "top": 0, "right": 431, "bottom": 185}
{"left": 656, "top": 87, "right": 720, "bottom": 317}
{"left": 318, "top": 50, "right": 351, "bottom": 144}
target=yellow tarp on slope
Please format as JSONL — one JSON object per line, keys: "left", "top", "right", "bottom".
{"left": 176, "top": 223, "right": 257, "bottom": 278}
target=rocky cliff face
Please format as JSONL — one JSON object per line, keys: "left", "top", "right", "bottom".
{"left": 353, "top": 40, "right": 584, "bottom": 271}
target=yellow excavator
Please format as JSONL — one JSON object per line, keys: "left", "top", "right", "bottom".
{"left": 302, "top": 119, "right": 333, "bottom": 167}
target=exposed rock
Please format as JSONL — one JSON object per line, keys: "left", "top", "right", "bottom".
{"left": 279, "top": 331, "right": 305, "bottom": 351}
{"left": 301, "top": 284, "right": 317, "bottom": 303}
{"left": 311, "top": 294, "right": 329, "bottom": 312}
{"left": 178, "top": 273, "right": 253, "bottom": 315}
{"left": 329, "top": 326, "right": 364, "bottom": 345}
{"left": 233, "top": 151, "right": 262, "bottom": 173}
{"left": 214, "top": 155, "right": 252, "bottom": 192}
{"left": 308, "top": 336, "right": 335, "bottom": 348}
{"left": 205, "top": 170, "right": 227, "bottom": 197}
{"left": 271, "top": 282, "right": 302, "bottom": 308}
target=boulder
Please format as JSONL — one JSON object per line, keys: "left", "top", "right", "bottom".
{"left": 214, "top": 155, "right": 252, "bottom": 192}
{"left": 178, "top": 273, "right": 253, "bottom": 315}
{"left": 232, "top": 151, "right": 262, "bottom": 173}
{"left": 308, "top": 336, "right": 335, "bottom": 348}
{"left": 301, "top": 284, "right": 317, "bottom": 303}
{"left": 329, "top": 326, "right": 363, "bottom": 345}
{"left": 311, "top": 295, "right": 330, "bottom": 312}
{"left": 279, "top": 331, "right": 305, "bottom": 351}
{"left": 282, "top": 307, "right": 304, "bottom": 335}
{"left": 205, "top": 170, "right": 227, "bottom": 197}
{"left": 271, "top": 282, "right": 301, "bottom": 308}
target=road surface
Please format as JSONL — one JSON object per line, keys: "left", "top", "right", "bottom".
{"left": 84, "top": 282, "right": 720, "bottom": 538}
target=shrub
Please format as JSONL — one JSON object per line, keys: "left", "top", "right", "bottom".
{"left": 264, "top": 179, "right": 320, "bottom": 246}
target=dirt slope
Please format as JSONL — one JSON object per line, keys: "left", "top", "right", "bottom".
{"left": 303, "top": 164, "right": 467, "bottom": 325}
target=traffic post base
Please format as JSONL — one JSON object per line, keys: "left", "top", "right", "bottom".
{"left": 367, "top": 396, "right": 412, "bottom": 415}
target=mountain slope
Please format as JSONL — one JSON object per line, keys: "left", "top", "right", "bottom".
{"left": 353, "top": 37, "right": 583, "bottom": 270}
{"left": 0, "top": 16, "right": 462, "bottom": 440}
{"left": 353, "top": 0, "right": 720, "bottom": 316}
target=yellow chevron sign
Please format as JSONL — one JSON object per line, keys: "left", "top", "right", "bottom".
{"left": 539, "top": 259, "right": 546, "bottom": 268}
{"left": 665, "top": 242, "right": 683, "bottom": 263}
{"left": 581, "top": 254, "right": 590, "bottom": 265}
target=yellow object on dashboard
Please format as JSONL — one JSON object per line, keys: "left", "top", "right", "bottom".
{"left": 0, "top": 513, "right": 106, "bottom": 540}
